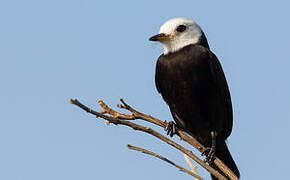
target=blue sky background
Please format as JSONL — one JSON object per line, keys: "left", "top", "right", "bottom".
{"left": 1, "top": 0, "right": 290, "bottom": 179}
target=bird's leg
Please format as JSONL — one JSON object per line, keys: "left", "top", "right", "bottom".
{"left": 165, "top": 121, "right": 178, "bottom": 137}
{"left": 201, "top": 131, "right": 217, "bottom": 164}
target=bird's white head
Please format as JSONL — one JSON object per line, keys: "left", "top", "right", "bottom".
{"left": 149, "top": 18, "right": 203, "bottom": 55}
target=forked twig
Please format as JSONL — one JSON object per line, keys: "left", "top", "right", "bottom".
{"left": 70, "top": 98, "right": 238, "bottom": 180}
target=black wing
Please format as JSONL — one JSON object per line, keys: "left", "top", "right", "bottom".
{"left": 208, "top": 51, "right": 233, "bottom": 139}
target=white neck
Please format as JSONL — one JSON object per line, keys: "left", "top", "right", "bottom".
{"left": 162, "top": 36, "right": 200, "bottom": 55}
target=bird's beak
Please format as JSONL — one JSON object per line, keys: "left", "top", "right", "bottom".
{"left": 149, "top": 33, "right": 171, "bottom": 41}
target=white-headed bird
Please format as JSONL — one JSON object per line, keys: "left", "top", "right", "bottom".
{"left": 150, "top": 18, "right": 240, "bottom": 179}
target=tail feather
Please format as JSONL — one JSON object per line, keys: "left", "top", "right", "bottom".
{"left": 210, "top": 141, "right": 240, "bottom": 180}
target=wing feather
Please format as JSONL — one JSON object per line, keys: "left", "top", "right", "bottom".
{"left": 208, "top": 51, "right": 233, "bottom": 138}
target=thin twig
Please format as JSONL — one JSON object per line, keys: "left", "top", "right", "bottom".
{"left": 127, "top": 144, "right": 203, "bottom": 180}
{"left": 183, "top": 153, "right": 198, "bottom": 179}
{"left": 70, "top": 99, "right": 226, "bottom": 180}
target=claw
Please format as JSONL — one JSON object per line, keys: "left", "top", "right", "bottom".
{"left": 202, "top": 147, "right": 216, "bottom": 164}
{"left": 201, "top": 131, "right": 217, "bottom": 164}
{"left": 165, "top": 121, "right": 178, "bottom": 137}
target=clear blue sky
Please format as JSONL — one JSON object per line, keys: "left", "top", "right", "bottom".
{"left": 1, "top": 0, "right": 290, "bottom": 179}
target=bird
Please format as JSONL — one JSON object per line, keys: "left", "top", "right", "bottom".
{"left": 149, "top": 17, "right": 240, "bottom": 179}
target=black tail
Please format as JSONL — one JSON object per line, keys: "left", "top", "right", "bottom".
{"left": 210, "top": 141, "right": 240, "bottom": 180}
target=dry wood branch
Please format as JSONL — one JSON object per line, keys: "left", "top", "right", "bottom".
{"left": 70, "top": 98, "right": 236, "bottom": 180}
{"left": 127, "top": 144, "right": 203, "bottom": 180}
{"left": 97, "top": 99, "right": 238, "bottom": 180}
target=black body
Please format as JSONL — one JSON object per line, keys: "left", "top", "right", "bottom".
{"left": 155, "top": 42, "right": 240, "bottom": 179}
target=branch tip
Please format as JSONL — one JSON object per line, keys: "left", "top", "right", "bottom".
{"left": 120, "top": 99, "right": 127, "bottom": 106}
{"left": 105, "top": 120, "right": 110, "bottom": 126}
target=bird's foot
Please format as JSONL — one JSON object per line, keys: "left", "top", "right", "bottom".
{"left": 201, "top": 146, "right": 216, "bottom": 164}
{"left": 164, "top": 121, "right": 178, "bottom": 137}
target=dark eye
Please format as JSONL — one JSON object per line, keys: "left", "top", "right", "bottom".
{"left": 176, "top": 25, "right": 186, "bottom": 32}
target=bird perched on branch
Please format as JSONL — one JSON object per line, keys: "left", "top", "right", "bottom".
{"left": 149, "top": 17, "right": 240, "bottom": 179}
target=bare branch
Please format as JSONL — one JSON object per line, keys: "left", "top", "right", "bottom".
{"left": 70, "top": 98, "right": 235, "bottom": 180}
{"left": 98, "top": 98, "right": 238, "bottom": 180}
{"left": 127, "top": 144, "right": 203, "bottom": 180}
